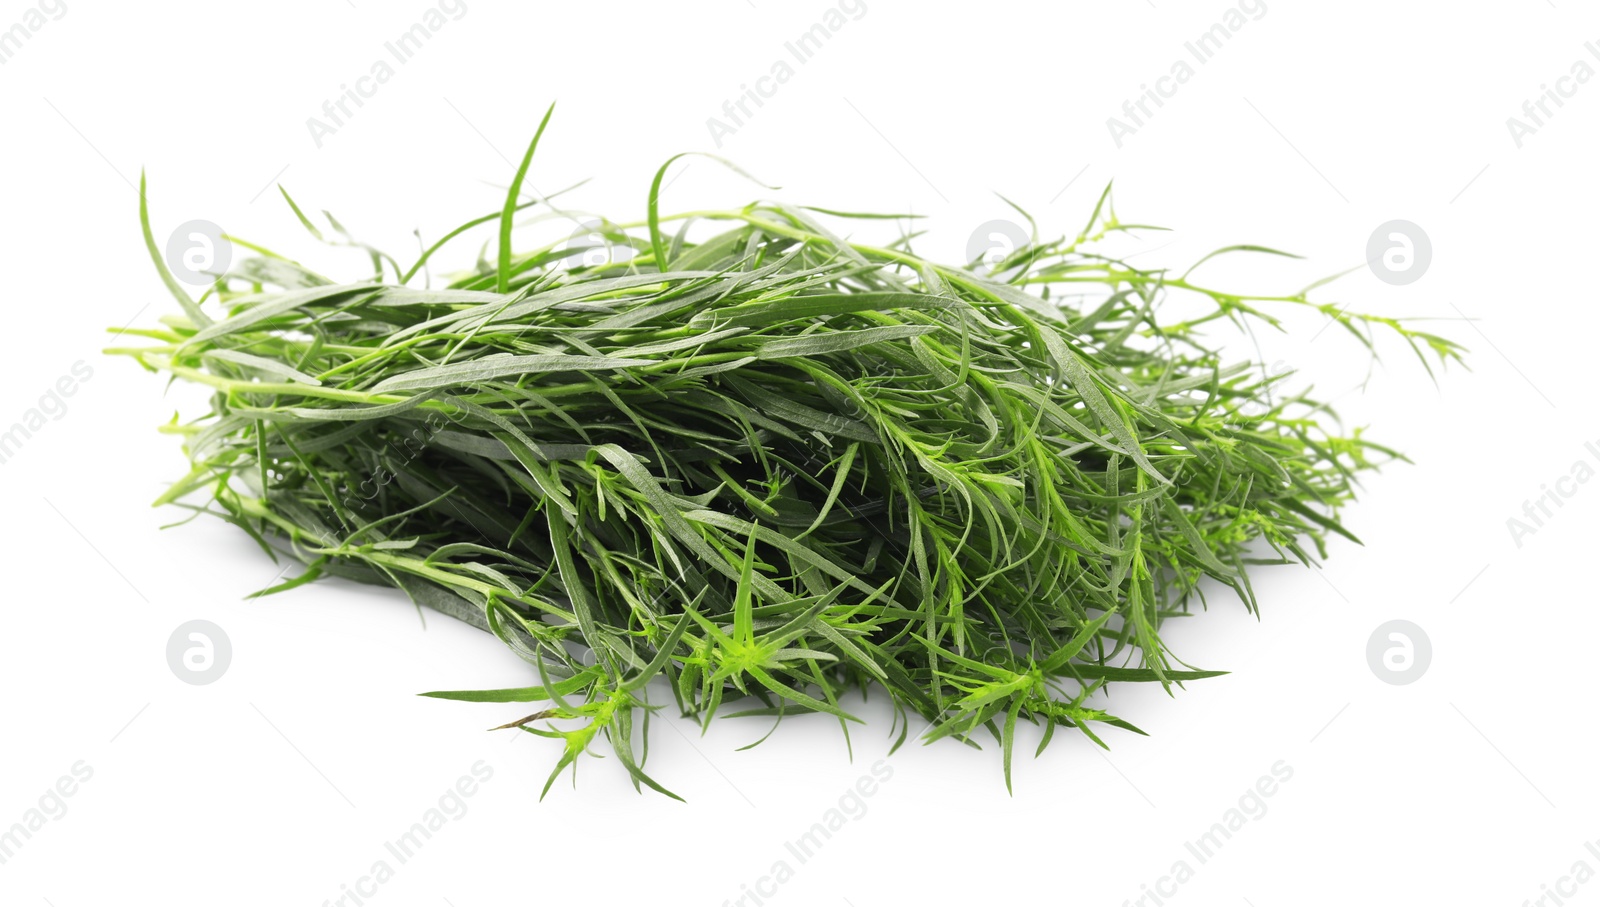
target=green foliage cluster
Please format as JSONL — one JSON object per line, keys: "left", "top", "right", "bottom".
{"left": 113, "top": 109, "right": 1459, "bottom": 797}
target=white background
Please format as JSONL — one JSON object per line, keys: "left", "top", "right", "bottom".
{"left": 1, "top": 1, "right": 1595, "bottom": 905}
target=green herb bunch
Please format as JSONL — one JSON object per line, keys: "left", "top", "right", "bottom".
{"left": 112, "top": 108, "right": 1460, "bottom": 797}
